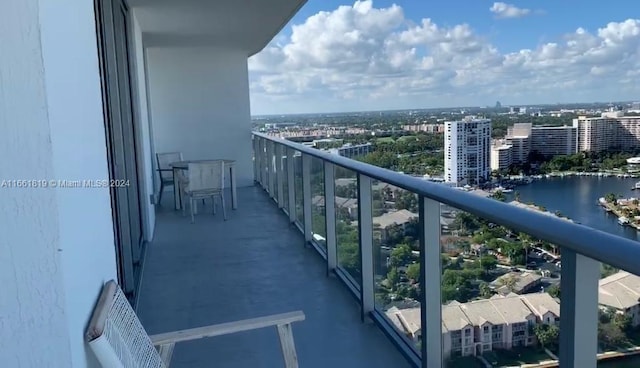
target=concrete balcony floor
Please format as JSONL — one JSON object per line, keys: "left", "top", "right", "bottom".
{"left": 136, "top": 186, "right": 411, "bottom": 368}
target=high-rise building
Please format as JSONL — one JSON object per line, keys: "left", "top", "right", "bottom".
{"left": 506, "top": 123, "right": 577, "bottom": 159}
{"left": 491, "top": 144, "right": 513, "bottom": 171}
{"left": 445, "top": 118, "right": 492, "bottom": 185}
{"left": 530, "top": 126, "right": 578, "bottom": 157}
{"left": 573, "top": 112, "right": 640, "bottom": 153}
{"left": 506, "top": 123, "right": 532, "bottom": 164}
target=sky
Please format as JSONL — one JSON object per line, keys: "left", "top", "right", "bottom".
{"left": 248, "top": 0, "right": 640, "bottom": 115}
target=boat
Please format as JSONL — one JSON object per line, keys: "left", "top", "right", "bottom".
{"left": 632, "top": 182, "right": 640, "bottom": 190}
{"left": 618, "top": 216, "right": 630, "bottom": 225}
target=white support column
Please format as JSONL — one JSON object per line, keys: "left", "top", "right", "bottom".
{"left": 357, "top": 174, "right": 374, "bottom": 322}
{"left": 276, "top": 143, "right": 285, "bottom": 209}
{"left": 420, "top": 197, "right": 443, "bottom": 368}
{"left": 324, "top": 162, "right": 337, "bottom": 275}
{"left": 559, "top": 249, "right": 599, "bottom": 368}
{"left": 302, "top": 153, "right": 313, "bottom": 245}
{"left": 287, "top": 147, "right": 296, "bottom": 223}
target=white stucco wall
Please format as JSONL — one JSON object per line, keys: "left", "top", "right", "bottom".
{"left": 130, "top": 10, "right": 156, "bottom": 240}
{"left": 1, "top": 1, "right": 117, "bottom": 367}
{"left": 146, "top": 46, "right": 254, "bottom": 188}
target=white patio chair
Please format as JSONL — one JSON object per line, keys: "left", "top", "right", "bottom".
{"left": 86, "top": 280, "right": 305, "bottom": 368}
{"left": 179, "top": 161, "right": 226, "bottom": 223}
{"left": 156, "top": 152, "right": 183, "bottom": 205}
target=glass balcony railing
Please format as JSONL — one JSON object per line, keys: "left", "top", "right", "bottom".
{"left": 252, "top": 133, "right": 640, "bottom": 368}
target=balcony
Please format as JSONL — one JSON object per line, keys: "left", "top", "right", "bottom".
{"left": 136, "top": 186, "right": 411, "bottom": 367}
{"left": 239, "top": 133, "right": 640, "bottom": 368}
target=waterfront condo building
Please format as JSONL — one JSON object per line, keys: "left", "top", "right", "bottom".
{"left": 505, "top": 123, "right": 532, "bottom": 164}
{"left": 385, "top": 293, "right": 560, "bottom": 359}
{"left": 445, "top": 118, "right": 492, "bottom": 185}
{"left": 531, "top": 125, "right": 578, "bottom": 157}
{"left": 573, "top": 111, "right": 640, "bottom": 153}
{"left": 490, "top": 144, "right": 513, "bottom": 171}
{"left": 506, "top": 123, "right": 577, "bottom": 159}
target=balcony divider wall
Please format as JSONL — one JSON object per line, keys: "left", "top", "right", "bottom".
{"left": 251, "top": 132, "right": 640, "bottom": 368}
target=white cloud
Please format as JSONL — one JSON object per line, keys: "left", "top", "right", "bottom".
{"left": 489, "top": 2, "right": 531, "bottom": 19}
{"left": 248, "top": 0, "right": 640, "bottom": 114}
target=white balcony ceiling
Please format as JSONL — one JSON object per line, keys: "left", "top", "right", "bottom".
{"left": 129, "top": 0, "right": 306, "bottom": 55}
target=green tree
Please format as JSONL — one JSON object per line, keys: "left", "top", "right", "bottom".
{"left": 387, "top": 267, "right": 399, "bottom": 289}
{"left": 406, "top": 263, "right": 420, "bottom": 282}
{"left": 390, "top": 244, "right": 413, "bottom": 268}
{"left": 479, "top": 282, "right": 493, "bottom": 298}
{"left": 491, "top": 190, "right": 506, "bottom": 201}
{"left": 534, "top": 324, "right": 560, "bottom": 348}
{"left": 499, "top": 274, "right": 518, "bottom": 292}
{"left": 605, "top": 193, "right": 618, "bottom": 204}
{"left": 547, "top": 284, "right": 561, "bottom": 299}
{"left": 480, "top": 255, "right": 498, "bottom": 273}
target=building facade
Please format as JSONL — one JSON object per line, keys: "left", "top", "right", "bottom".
{"left": 573, "top": 112, "right": 640, "bottom": 153}
{"left": 530, "top": 125, "right": 578, "bottom": 157}
{"left": 491, "top": 144, "right": 513, "bottom": 172}
{"left": 385, "top": 293, "right": 560, "bottom": 359}
{"left": 505, "top": 123, "right": 532, "bottom": 164}
{"left": 328, "top": 143, "right": 373, "bottom": 158}
{"left": 445, "top": 118, "right": 492, "bottom": 186}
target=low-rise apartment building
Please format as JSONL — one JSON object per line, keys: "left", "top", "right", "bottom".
{"left": 490, "top": 272, "right": 543, "bottom": 295}
{"left": 328, "top": 143, "right": 373, "bottom": 158}
{"left": 371, "top": 209, "right": 418, "bottom": 241}
{"left": 385, "top": 293, "right": 560, "bottom": 358}
{"left": 598, "top": 271, "right": 640, "bottom": 327}
{"left": 402, "top": 124, "right": 445, "bottom": 133}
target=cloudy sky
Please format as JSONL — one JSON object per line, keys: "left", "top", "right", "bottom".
{"left": 248, "top": 0, "right": 640, "bottom": 115}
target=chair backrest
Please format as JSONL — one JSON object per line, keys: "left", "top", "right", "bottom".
{"left": 187, "top": 161, "right": 224, "bottom": 192}
{"left": 156, "top": 152, "right": 183, "bottom": 181}
{"left": 86, "top": 280, "right": 166, "bottom": 368}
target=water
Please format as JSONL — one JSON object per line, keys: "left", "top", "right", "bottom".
{"left": 509, "top": 176, "right": 640, "bottom": 241}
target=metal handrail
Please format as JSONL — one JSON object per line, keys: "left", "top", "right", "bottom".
{"left": 253, "top": 132, "right": 640, "bottom": 276}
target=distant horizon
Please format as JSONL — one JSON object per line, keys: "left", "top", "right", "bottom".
{"left": 251, "top": 99, "right": 638, "bottom": 118}
{"left": 248, "top": 1, "right": 640, "bottom": 116}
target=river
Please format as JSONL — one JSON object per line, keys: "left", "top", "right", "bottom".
{"left": 508, "top": 176, "right": 640, "bottom": 241}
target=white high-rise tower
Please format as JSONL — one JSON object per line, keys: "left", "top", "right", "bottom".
{"left": 445, "top": 117, "right": 492, "bottom": 186}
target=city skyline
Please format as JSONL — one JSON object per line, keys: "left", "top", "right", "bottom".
{"left": 248, "top": 0, "right": 640, "bottom": 115}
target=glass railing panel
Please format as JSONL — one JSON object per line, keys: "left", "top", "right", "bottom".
{"left": 311, "top": 157, "right": 326, "bottom": 251}
{"left": 596, "top": 264, "right": 640, "bottom": 367}
{"left": 335, "top": 166, "right": 361, "bottom": 287}
{"left": 441, "top": 199, "right": 561, "bottom": 367}
{"left": 294, "top": 151, "right": 304, "bottom": 227}
{"left": 371, "top": 181, "right": 422, "bottom": 356}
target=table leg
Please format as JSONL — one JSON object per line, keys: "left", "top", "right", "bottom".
{"left": 173, "top": 168, "right": 181, "bottom": 210}
{"left": 230, "top": 165, "right": 237, "bottom": 210}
